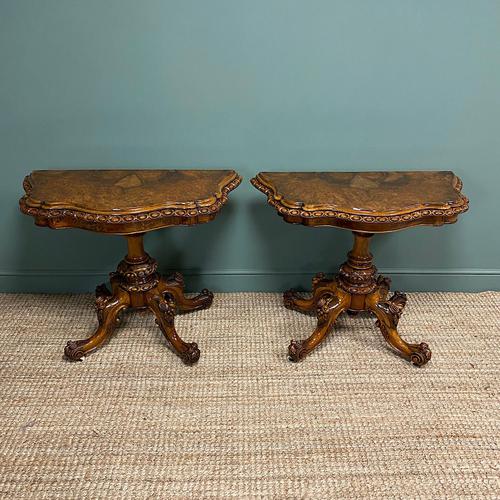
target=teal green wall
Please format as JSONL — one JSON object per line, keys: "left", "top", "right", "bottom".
{"left": 1, "top": 1, "right": 499, "bottom": 292}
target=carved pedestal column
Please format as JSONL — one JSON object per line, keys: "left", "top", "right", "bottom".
{"left": 285, "top": 232, "right": 432, "bottom": 366}
{"left": 64, "top": 233, "right": 213, "bottom": 364}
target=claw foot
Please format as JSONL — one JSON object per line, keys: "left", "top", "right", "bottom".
{"left": 288, "top": 340, "right": 308, "bottom": 362}
{"left": 181, "top": 342, "right": 200, "bottom": 365}
{"left": 410, "top": 343, "right": 432, "bottom": 367}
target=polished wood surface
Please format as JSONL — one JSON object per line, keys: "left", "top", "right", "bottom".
{"left": 285, "top": 232, "right": 431, "bottom": 366}
{"left": 251, "top": 171, "right": 468, "bottom": 232}
{"left": 21, "top": 169, "right": 241, "bottom": 234}
{"left": 64, "top": 234, "right": 212, "bottom": 364}
{"left": 252, "top": 170, "right": 469, "bottom": 366}
{"left": 20, "top": 169, "right": 241, "bottom": 363}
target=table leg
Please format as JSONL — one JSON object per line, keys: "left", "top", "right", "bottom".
{"left": 158, "top": 272, "right": 213, "bottom": 313}
{"left": 63, "top": 233, "right": 211, "bottom": 364}
{"left": 367, "top": 290, "right": 432, "bottom": 366}
{"left": 288, "top": 284, "right": 350, "bottom": 361}
{"left": 147, "top": 293, "right": 201, "bottom": 365}
{"left": 285, "top": 232, "right": 432, "bottom": 366}
{"left": 284, "top": 272, "right": 329, "bottom": 314}
{"left": 283, "top": 291, "right": 316, "bottom": 314}
{"left": 64, "top": 286, "right": 129, "bottom": 361}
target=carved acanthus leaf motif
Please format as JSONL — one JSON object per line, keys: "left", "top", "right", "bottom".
{"left": 157, "top": 296, "right": 176, "bottom": 317}
{"left": 166, "top": 272, "right": 184, "bottom": 287}
{"left": 95, "top": 294, "right": 114, "bottom": 324}
{"left": 316, "top": 293, "right": 339, "bottom": 321}
{"left": 378, "top": 291, "right": 407, "bottom": 326}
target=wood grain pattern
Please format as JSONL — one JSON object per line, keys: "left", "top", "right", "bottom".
{"left": 19, "top": 169, "right": 241, "bottom": 362}
{"left": 285, "top": 232, "right": 432, "bottom": 366}
{"left": 252, "top": 170, "right": 469, "bottom": 365}
{"left": 20, "top": 169, "right": 241, "bottom": 234}
{"left": 251, "top": 171, "right": 468, "bottom": 232}
{"left": 63, "top": 234, "right": 212, "bottom": 364}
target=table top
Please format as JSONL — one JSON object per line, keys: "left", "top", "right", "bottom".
{"left": 251, "top": 171, "right": 468, "bottom": 232}
{"left": 20, "top": 169, "right": 241, "bottom": 234}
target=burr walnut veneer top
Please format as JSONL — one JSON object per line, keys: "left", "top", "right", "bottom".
{"left": 20, "top": 169, "right": 241, "bottom": 234}
{"left": 251, "top": 171, "right": 468, "bottom": 232}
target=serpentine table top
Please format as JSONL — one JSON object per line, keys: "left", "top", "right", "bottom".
{"left": 251, "top": 171, "right": 468, "bottom": 232}
{"left": 251, "top": 170, "right": 469, "bottom": 366}
{"left": 20, "top": 169, "right": 241, "bottom": 234}
{"left": 19, "top": 168, "right": 241, "bottom": 364}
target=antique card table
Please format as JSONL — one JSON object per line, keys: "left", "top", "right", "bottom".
{"left": 20, "top": 169, "right": 241, "bottom": 364}
{"left": 251, "top": 171, "right": 468, "bottom": 366}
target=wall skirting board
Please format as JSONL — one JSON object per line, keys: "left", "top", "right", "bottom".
{"left": 0, "top": 269, "right": 498, "bottom": 293}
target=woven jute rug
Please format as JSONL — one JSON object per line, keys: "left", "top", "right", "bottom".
{"left": 0, "top": 292, "right": 498, "bottom": 499}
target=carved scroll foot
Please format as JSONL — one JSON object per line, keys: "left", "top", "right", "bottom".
{"left": 288, "top": 339, "right": 309, "bottom": 362}
{"left": 64, "top": 292, "right": 129, "bottom": 361}
{"left": 64, "top": 340, "right": 87, "bottom": 361}
{"left": 407, "top": 342, "right": 432, "bottom": 367}
{"left": 179, "top": 342, "right": 201, "bottom": 365}
{"left": 283, "top": 290, "right": 315, "bottom": 314}
{"left": 148, "top": 294, "right": 201, "bottom": 365}
{"left": 369, "top": 291, "right": 432, "bottom": 366}
{"left": 284, "top": 273, "right": 334, "bottom": 315}
{"left": 160, "top": 273, "right": 214, "bottom": 314}
{"left": 288, "top": 289, "right": 349, "bottom": 362}
{"left": 176, "top": 288, "right": 213, "bottom": 313}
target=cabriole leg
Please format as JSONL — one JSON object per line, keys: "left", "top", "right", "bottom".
{"left": 288, "top": 286, "right": 350, "bottom": 362}
{"left": 368, "top": 291, "right": 432, "bottom": 366}
{"left": 64, "top": 288, "right": 129, "bottom": 361}
{"left": 158, "top": 272, "right": 213, "bottom": 313}
{"left": 283, "top": 272, "right": 331, "bottom": 314}
{"left": 147, "top": 293, "right": 201, "bottom": 365}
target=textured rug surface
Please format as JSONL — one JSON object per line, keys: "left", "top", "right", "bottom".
{"left": 0, "top": 292, "right": 498, "bottom": 499}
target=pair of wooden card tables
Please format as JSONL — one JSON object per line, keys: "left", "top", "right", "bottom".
{"left": 20, "top": 169, "right": 468, "bottom": 366}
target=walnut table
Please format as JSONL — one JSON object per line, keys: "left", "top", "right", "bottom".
{"left": 20, "top": 169, "right": 241, "bottom": 364}
{"left": 251, "top": 171, "right": 469, "bottom": 366}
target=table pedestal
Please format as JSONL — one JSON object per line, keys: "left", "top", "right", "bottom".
{"left": 64, "top": 234, "right": 213, "bottom": 364}
{"left": 285, "top": 232, "right": 432, "bottom": 366}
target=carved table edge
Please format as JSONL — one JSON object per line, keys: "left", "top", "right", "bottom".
{"left": 250, "top": 173, "right": 469, "bottom": 227}
{"left": 20, "top": 172, "right": 242, "bottom": 225}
